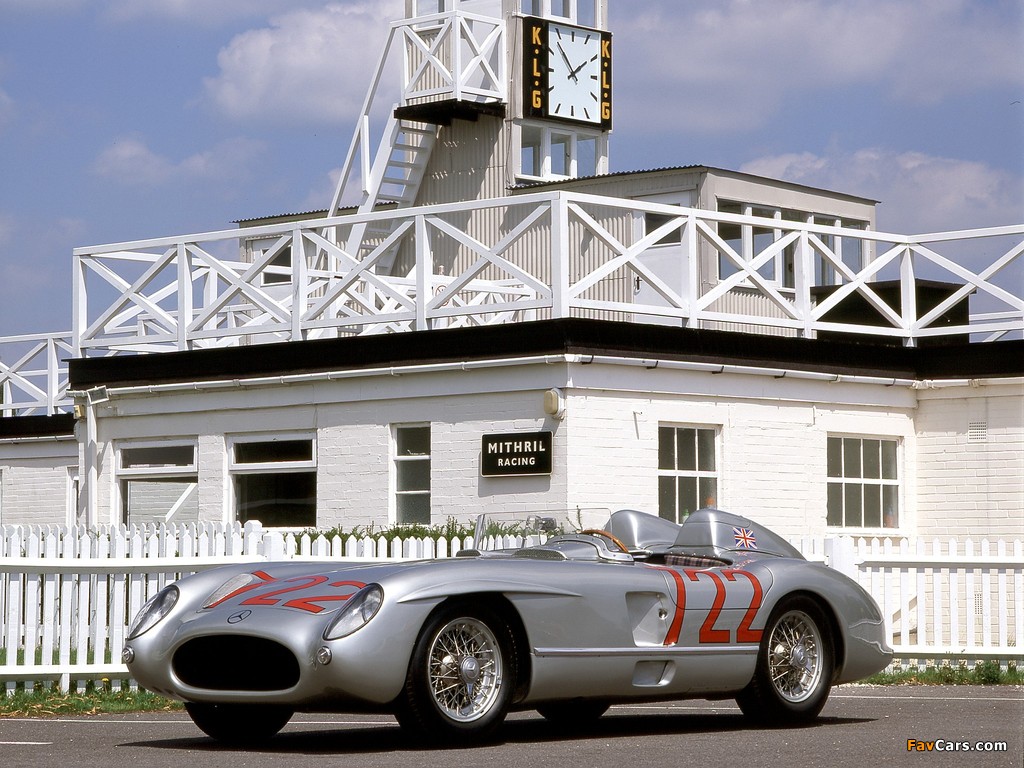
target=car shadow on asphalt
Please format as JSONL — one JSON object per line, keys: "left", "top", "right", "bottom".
{"left": 120, "top": 712, "right": 875, "bottom": 755}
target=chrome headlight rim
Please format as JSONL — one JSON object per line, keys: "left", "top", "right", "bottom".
{"left": 126, "top": 585, "right": 179, "bottom": 640}
{"left": 323, "top": 584, "right": 384, "bottom": 641}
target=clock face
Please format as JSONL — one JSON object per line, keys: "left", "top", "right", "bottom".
{"left": 523, "top": 18, "right": 612, "bottom": 129}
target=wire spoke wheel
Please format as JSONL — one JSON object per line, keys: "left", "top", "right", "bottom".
{"left": 427, "top": 617, "right": 504, "bottom": 723}
{"left": 736, "top": 595, "right": 834, "bottom": 723}
{"left": 767, "top": 609, "right": 824, "bottom": 703}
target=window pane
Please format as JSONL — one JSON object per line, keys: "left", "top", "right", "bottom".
{"left": 677, "top": 428, "right": 696, "bottom": 471}
{"left": 577, "top": 136, "right": 597, "bottom": 177}
{"left": 397, "top": 459, "right": 430, "bottom": 492}
{"left": 521, "top": 126, "right": 542, "bottom": 177}
{"left": 122, "top": 445, "right": 194, "bottom": 469}
{"left": 235, "top": 440, "right": 312, "bottom": 464}
{"left": 883, "top": 486, "right": 899, "bottom": 528}
{"left": 678, "top": 477, "right": 697, "bottom": 520}
{"left": 122, "top": 479, "right": 198, "bottom": 525}
{"left": 698, "top": 477, "right": 717, "bottom": 510}
{"left": 862, "top": 439, "right": 881, "bottom": 479}
{"left": 881, "top": 441, "right": 898, "bottom": 479}
{"left": 236, "top": 472, "right": 316, "bottom": 527}
{"left": 844, "top": 484, "right": 862, "bottom": 527}
{"left": 827, "top": 482, "right": 843, "bottom": 526}
{"left": 658, "top": 476, "right": 675, "bottom": 521}
{"left": 397, "top": 427, "right": 430, "bottom": 457}
{"left": 263, "top": 247, "right": 292, "bottom": 285}
{"left": 827, "top": 437, "right": 842, "bottom": 477}
{"left": 697, "top": 429, "right": 716, "bottom": 471}
{"left": 551, "top": 133, "right": 570, "bottom": 176}
{"left": 658, "top": 427, "right": 675, "bottom": 470}
{"left": 645, "top": 212, "right": 682, "bottom": 245}
{"left": 863, "top": 484, "right": 882, "bottom": 528}
{"left": 397, "top": 493, "right": 430, "bottom": 524}
{"left": 843, "top": 437, "right": 861, "bottom": 478}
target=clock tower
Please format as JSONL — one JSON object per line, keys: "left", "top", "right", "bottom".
{"left": 330, "top": 1, "right": 612, "bottom": 236}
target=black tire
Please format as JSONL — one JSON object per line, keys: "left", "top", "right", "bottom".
{"left": 736, "top": 595, "right": 834, "bottom": 724}
{"left": 184, "top": 702, "right": 293, "bottom": 744}
{"left": 536, "top": 699, "right": 609, "bottom": 727}
{"left": 396, "top": 602, "right": 516, "bottom": 742}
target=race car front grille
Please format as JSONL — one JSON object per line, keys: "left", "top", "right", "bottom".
{"left": 172, "top": 635, "right": 301, "bottom": 692}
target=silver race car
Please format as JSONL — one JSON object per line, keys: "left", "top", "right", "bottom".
{"left": 123, "top": 508, "right": 892, "bottom": 743}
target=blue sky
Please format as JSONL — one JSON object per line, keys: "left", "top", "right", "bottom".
{"left": 0, "top": 0, "right": 1021, "bottom": 336}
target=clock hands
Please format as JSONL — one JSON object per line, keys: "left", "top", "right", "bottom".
{"left": 556, "top": 42, "right": 583, "bottom": 83}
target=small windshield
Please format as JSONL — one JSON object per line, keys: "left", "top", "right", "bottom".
{"left": 471, "top": 507, "right": 612, "bottom": 551}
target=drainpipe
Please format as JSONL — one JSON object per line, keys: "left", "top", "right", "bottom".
{"left": 74, "top": 386, "right": 109, "bottom": 527}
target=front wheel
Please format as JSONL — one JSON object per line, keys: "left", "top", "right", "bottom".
{"left": 736, "top": 596, "right": 834, "bottom": 724}
{"left": 184, "top": 702, "right": 293, "bottom": 744}
{"left": 396, "top": 603, "right": 515, "bottom": 742}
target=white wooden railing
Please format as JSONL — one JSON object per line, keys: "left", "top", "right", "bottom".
{"left": 72, "top": 193, "right": 1024, "bottom": 356}
{"left": 0, "top": 333, "right": 74, "bottom": 417}
{"left": 1, "top": 522, "right": 1021, "bottom": 694}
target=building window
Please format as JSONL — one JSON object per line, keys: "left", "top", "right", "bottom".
{"left": 394, "top": 425, "right": 431, "bottom": 524}
{"left": 716, "top": 200, "right": 869, "bottom": 290}
{"left": 230, "top": 436, "right": 316, "bottom": 528}
{"left": 518, "top": 123, "right": 605, "bottom": 181}
{"left": 827, "top": 436, "right": 899, "bottom": 529}
{"left": 658, "top": 426, "right": 718, "bottom": 523}
{"left": 117, "top": 443, "right": 198, "bottom": 525}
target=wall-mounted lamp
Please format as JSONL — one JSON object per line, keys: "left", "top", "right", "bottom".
{"left": 543, "top": 387, "right": 566, "bottom": 420}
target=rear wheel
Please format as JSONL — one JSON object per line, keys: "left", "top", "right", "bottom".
{"left": 736, "top": 596, "right": 834, "bottom": 724}
{"left": 396, "top": 602, "right": 515, "bottom": 742}
{"left": 184, "top": 702, "right": 293, "bottom": 744}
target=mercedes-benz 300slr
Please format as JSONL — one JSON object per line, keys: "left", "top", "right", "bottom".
{"left": 123, "top": 508, "right": 892, "bottom": 743}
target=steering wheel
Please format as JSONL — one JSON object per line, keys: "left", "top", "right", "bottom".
{"left": 580, "top": 529, "right": 631, "bottom": 553}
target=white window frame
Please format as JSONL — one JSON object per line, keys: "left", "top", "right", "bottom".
{"left": 657, "top": 424, "right": 720, "bottom": 524}
{"left": 228, "top": 433, "right": 317, "bottom": 528}
{"left": 517, "top": 122, "right": 607, "bottom": 182}
{"left": 392, "top": 423, "right": 431, "bottom": 525}
{"left": 715, "top": 199, "right": 870, "bottom": 291}
{"left": 115, "top": 440, "right": 199, "bottom": 525}
{"left": 521, "top": 0, "right": 603, "bottom": 25}
{"left": 826, "top": 434, "right": 902, "bottom": 532}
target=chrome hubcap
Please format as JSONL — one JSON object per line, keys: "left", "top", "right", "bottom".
{"left": 427, "top": 618, "right": 502, "bottom": 722}
{"left": 768, "top": 610, "right": 823, "bottom": 703}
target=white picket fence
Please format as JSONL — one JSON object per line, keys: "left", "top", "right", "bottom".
{"left": 1, "top": 522, "right": 1021, "bottom": 694}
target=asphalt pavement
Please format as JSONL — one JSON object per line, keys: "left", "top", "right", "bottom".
{"left": 1, "top": 685, "right": 1021, "bottom": 768}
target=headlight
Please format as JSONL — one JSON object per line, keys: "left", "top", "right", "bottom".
{"left": 323, "top": 584, "right": 384, "bottom": 640}
{"left": 127, "top": 586, "right": 179, "bottom": 639}
{"left": 202, "top": 572, "right": 262, "bottom": 609}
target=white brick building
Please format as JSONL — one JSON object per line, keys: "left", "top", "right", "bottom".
{"left": 1, "top": 0, "right": 1021, "bottom": 540}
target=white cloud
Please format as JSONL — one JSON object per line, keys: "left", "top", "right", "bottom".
{"left": 92, "top": 135, "right": 266, "bottom": 187}
{"left": 739, "top": 148, "right": 1024, "bottom": 234}
{"left": 0, "top": 87, "right": 14, "bottom": 132}
{"left": 615, "top": 0, "right": 1023, "bottom": 134}
{"left": 102, "top": 0, "right": 329, "bottom": 26}
{"left": 203, "top": 1, "right": 402, "bottom": 126}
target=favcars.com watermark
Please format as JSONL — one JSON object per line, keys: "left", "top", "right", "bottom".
{"left": 907, "top": 739, "right": 1008, "bottom": 753}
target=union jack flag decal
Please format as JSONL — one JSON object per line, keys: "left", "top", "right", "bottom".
{"left": 733, "top": 527, "right": 758, "bottom": 549}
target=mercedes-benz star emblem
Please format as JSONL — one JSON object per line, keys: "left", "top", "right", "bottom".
{"left": 227, "top": 610, "right": 252, "bottom": 624}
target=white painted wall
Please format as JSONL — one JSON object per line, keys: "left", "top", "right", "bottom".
{"left": 0, "top": 439, "right": 78, "bottom": 525}
{"left": 914, "top": 381, "right": 1024, "bottom": 540}
{"left": 74, "top": 357, "right": 1009, "bottom": 541}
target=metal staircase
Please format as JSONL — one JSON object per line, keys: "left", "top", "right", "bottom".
{"left": 327, "top": 8, "right": 507, "bottom": 273}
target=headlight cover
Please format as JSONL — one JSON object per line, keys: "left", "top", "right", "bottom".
{"left": 127, "top": 585, "right": 179, "bottom": 640}
{"left": 202, "top": 572, "right": 261, "bottom": 609}
{"left": 323, "top": 584, "right": 383, "bottom": 641}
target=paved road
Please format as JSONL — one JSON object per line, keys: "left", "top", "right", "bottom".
{"left": 1, "top": 686, "right": 1021, "bottom": 768}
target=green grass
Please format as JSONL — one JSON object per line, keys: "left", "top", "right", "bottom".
{"left": 862, "top": 659, "right": 1020, "bottom": 686}
{"left": 1, "top": 662, "right": 1018, "bottom": 718}
{"left": 0, "top": 686, "right": 182, "bottom": 717}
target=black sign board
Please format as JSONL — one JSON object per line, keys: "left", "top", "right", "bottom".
{"left": 481, "top": 431, "right": 553, "bottom": 477}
